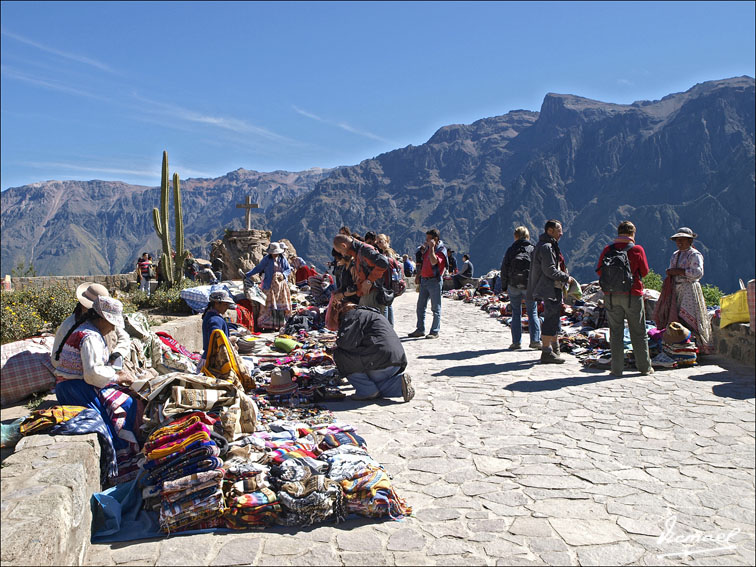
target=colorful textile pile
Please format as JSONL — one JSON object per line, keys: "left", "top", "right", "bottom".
{"left": 139, "top": 412, "right": 226, "bottom": 532}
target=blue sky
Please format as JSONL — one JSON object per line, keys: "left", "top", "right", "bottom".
{"left": 1, "top": 1, "right": 754, "bottom": 191}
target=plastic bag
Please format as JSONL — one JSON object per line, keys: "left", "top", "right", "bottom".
{"left": 720, "top": 288, "right": 749, "bottom": 328}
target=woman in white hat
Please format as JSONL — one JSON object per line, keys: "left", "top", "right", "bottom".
{"left": 664, "top": 227, "right": 712, "bottom": 352}
{"left": 244, "top": 241, "right": 293, "bottom": 330}
{"left": 53, "top": 296, "right": 141, "bottom": 458}
{"left": 51, "top": 282, "right": 130, "bottom": 369}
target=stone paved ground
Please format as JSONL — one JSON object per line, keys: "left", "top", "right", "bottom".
{"left": 86, "top": 292, "right": 756, "bottom": 566}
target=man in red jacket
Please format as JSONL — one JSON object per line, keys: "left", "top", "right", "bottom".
{"left": 596, "top": 221, "right": 653, "bottom": 377}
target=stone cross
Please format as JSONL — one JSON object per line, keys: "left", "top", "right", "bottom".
{"left": 235, "top": 196, "right": 259, "bottom": 231}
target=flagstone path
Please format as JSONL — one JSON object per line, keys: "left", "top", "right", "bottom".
{"left": 86, "top": 292, "right": 755, "bottom": 566}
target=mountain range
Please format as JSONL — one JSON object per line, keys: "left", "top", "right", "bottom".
{"left": 1, "top": 76, "right": 754, "bottom": 291}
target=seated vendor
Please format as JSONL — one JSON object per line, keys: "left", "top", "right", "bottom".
{"left": 52, "top": 296, "right": 140, "bottom": 455}
{"left": 199, "top": 289, "right": 237, "bottom": 370}
{"left": 292, "top": 256, "right": 319, "bottom": 287}
{"left": 332, "top": 300, "right": 415, "bottom": 402}
{"left": 52, "top": 282, "right": 130, "bottom": 370}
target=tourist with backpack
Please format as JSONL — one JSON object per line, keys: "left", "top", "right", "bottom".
{"left": 501, "top": 226, "right": 542, "bottom": 350}
{"left": 527, "top": 220, "right": 574, "bottom": 364}
{"left": 596, "top": 220, "right": 653, "bottom": 377}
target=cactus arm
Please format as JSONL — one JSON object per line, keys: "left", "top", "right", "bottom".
{"left": 152, "top": 208, "right": 164, "bottom": 239}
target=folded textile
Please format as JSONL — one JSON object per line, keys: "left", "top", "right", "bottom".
{"left": 49, "top": 407, "right": 119, "bottom": 480}
{"left": 145, "top": 429, "right": 212, "bottom": 461}
{"left": 20, "top": 405, "right": 87, "bottom": 436}
{"left": 317, "top": 431, "right": 367, "bottom": 452}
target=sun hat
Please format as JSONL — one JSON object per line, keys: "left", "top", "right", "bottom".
{"left": 209, "top": 289, "right": 237, "bottom": 308}
{"left": 93, "top": 296, "right": 125, "bottom": 328}
{"left": 76, "top": 282, "right": 110, "bottom": 309}
{"left": 663, "top": 321, "right": 692, "bottom": 344}
{"left": 266, "top": 367, "right": 298, "bottom": 395}
{"left": 670, "top": 227, "right": 698, "bottom": 240}
{"left": 267, "top": 242, "right": 286, "bottom": 255}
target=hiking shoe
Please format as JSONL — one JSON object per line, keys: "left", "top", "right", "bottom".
{"left": 508, "top": 343, "right": 522, "bottom": 350}
{"left": 529, "top": 341, "right": 542, "bottom": 349}
{"left": 610, "top": 370, "right": 623, "bottom": 378}
{"left": 540, "top": 350, "right": 565, "bottom": 364}
{"left": 408, "top": 330, "right": 425, "bottom": 338}
{"left": 425, "top": 332, "right": 439, "bottom": 339}
{"left": 401, "top": 374, "right": 415, "bottom": 402}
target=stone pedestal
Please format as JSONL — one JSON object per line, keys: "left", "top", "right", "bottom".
{"left": 210, "top": 229, "right": 297, "bottom": 280}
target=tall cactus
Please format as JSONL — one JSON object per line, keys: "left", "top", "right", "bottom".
{"left": 152, "top": 151, "right": 187, "bottom": 287}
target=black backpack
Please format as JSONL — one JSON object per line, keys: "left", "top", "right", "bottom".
{"left": 599, "top": 243, "right": 634, "bottom": 293}
{"left": 509, "top": 244, "right": 532, "bottom": 289}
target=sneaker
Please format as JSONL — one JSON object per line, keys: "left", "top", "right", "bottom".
{"left": 408, "top": 330, "right": 425, "bottom": 338}
{"left": 508, "top": 343, "right": 521, "bottom": 350}
{"left": 529, "top": 341, "right": 542, "bottom": 349}
{"left": 540, "top": 350, "right": 565, "bottom": 364}
{"left": 425, "top": 332, "right": 439, "bottom": 339}
{"left": 639, "top": 368, "right": 655, "bottom": 376}
{"left": 351, "top": 391, "right": 381, "bottom": 401}
{"left": 401, "top": 374, "right": 415, "bottom": 402}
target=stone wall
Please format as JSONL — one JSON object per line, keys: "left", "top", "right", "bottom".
{"left": 712, "top": 318, "right": 755, "bottom": 367}
{"left": 9, "top": 273, "right": 138, "bottom": 293}
{"left": 1, "top": 433, "right": 101, "bottom": 566}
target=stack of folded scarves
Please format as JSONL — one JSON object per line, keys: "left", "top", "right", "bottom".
{"left": 139, "top": 412, "right": 225, "bottom": 532}
{"left": 662, "top": 341, "right": 698, "bottom": 366}
{"left": 223, "top": 461, "right": 279, "bottom": 529}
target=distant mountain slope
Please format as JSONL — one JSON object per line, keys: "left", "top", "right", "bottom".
{"left": 1, "top": 168, "right": 333, "bottom": 275}
{"left": 269, "top": 76, "right": 755, "bottom": 290}
{"left": 2, "top": 77, "right": 753, "bottom": 290}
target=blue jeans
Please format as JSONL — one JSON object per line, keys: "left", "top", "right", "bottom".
{"left": 139, "top": 277, "right": 151, "bottom": 296}
{"left": 347, "top": 365, "right": 404, "bottom": 398}
{"left": 416, "top": 277, "right": 443, "bottom": 334}
{"left": 509, "top": 289, "right": 541, "bottom": 345}
{"left": 381, "top": 304, "right": 394, "bottom": 326}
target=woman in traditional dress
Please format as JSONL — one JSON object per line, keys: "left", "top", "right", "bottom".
{"left": 245, "top": 242, "right": 293, "bottom": 330}
{"left": 52, "top": 295, "right": 141, "bottom": 470}
{"left": 665, "top": 227, "right": 713, "bottom": 353}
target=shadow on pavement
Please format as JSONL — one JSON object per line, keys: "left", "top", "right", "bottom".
{"left": 417, "top": 349, "right": 503, "bottom": 361}
{"left": 433, "top": 360, "right": 536, "bottom": 377}
{"left": 688, "top": 370, "right": 756, "bottom": 400}
{"left": 505, "top": 373, "right": 620, "bottom": 392}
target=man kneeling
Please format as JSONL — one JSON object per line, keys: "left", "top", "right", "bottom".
{"left": 332, "top": 300, "right": 415, "bottom": 402}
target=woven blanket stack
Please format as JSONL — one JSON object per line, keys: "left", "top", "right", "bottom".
{"left": 139, "top": 412, "right": 226, "bottom": 532}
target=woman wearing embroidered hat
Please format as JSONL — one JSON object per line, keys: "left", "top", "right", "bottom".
{"left": 664, "top": 227, "right": 713, "bottom": 353}
{"left": 52, "top": 296, "right": 141, "bottom": 459}
{"left": 51, "top": 282, "right": 130, "bottom": 370}
{"left": 245, "top": 242, "right": 293, "bottom": 330}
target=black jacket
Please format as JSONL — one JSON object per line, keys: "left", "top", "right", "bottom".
{"left": 333, "top": 307, "right": 407, "bottom": 376}
{"left": 527, "top": 233, "right": 569, "bottom": 301}
{"left": 500, "top": 239, "right": 534, "bottom": 291}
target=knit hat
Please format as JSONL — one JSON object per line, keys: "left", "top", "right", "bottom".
{"left": 93, "top": 296, "right": 125, "bottom": 328}
{"left": 76, "top": 282, "right": 110, "bottom": 309}
{"left": 266, "top": 367, "right": 298, "bottom": 395}
{"left": 663, "top": 321, "right": 692, "bottom": 344}
{"left": 209, "top": 289, "right": 236, "bottom": 308}
{"left": 670, "top": 227, "right": 698, "bottom": 240}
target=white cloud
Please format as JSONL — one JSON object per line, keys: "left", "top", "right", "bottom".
{"left": 1, "top": 28, "right": 115, "bottom": 73}
{"left": 1, "top": 65, "right": 105, "bottom": 100}
{"left": 293, "top": 104, "right": 390, "bottom": 143}
{"left": 617, "top": 78, "right": 634, "bottom": 86}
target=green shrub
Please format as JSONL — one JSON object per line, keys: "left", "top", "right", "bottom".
{"left": 148, "top": 279, "right": 193, "bottom": 314}
{"left": 642, "top": 269, "right": 663, "bottom": 292}
{"left": 1, "top": 292, "right": 45, "bottom": 344}
{"left": 701, "top": 283, "right": 723, "bottom": 307}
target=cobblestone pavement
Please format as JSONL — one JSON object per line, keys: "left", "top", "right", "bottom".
{"left": 86, "top": 293, "right": 755, "bottom": 566}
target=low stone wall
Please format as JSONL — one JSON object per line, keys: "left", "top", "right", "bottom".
{"left": 712, "top": 318, "right": 755, "bottom": 367}
{"left": 9, "top": 273, "right": 138, "bottom": 293}
{"left": 1, "top": 433, "right": 101, "bottom": 566}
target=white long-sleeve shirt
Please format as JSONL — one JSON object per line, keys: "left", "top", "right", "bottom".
{"left": 51, "top": 313, "right": 130, "bottom": 369}
{"left": 53, "top": 321, "right": 118, "bottom": 389}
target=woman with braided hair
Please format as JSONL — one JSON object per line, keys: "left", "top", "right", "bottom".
{"left": 53, "top": 295, "right": 141, "bottom": 459}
